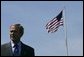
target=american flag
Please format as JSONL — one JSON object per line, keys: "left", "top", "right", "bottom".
{"left": 45, "top": 11, "right": 63, "bottom": 33}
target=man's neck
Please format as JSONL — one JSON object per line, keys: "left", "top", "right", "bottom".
{"left": 11, "top": 40, "right": 20, "bottom": 44}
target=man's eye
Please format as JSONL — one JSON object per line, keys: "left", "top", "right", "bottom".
{"left": 10, "top": 31, "right": 17, "bottom": 32}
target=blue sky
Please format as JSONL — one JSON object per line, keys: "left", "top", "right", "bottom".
{"left": 1, "top": 1, "right": 83, "bottom": 56}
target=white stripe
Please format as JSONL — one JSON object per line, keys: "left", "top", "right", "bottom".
{"left": 47, "top": 23, "right": 63, "bottom": 33}
{"left": 48, "top": 19, "right": 63, "bottom": 30}
{"left": 46, "top": 19, "right": 63, "bottom": 29}
{"left": 46, "top": 17, "right": 57, "bottom": 27}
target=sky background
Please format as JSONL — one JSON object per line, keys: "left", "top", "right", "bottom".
{"left": 1, "top": 1, "right": 83, "bottom": 56}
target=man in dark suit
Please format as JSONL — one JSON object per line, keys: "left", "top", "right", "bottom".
{"left": 1, "top": 24, "right": 35, "bottom": 56}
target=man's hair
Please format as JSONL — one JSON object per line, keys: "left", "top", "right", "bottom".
{"left": 10, "top": 24, "right": 24, "bottom": 37}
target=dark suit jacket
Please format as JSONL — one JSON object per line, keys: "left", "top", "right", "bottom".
{"left": 1, "top": 42, "right": 35, "bottom": 56}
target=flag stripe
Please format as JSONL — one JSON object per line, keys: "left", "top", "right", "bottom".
{"left": 46, "top": 19, "right": 63, "bottom": 30}
{"left": 46, "top": 18, "right": 57, "bottom": 29}
{"left": 46, "top": 17, "right": 56, "bottom": 27}
{"left": 48, "top": 19, "right": 63, "bottom": 29}
{"left": 46, "top": 19, "right": 58, "bottom": 29}
{"left": 48, "top": 23, "right": 63, "bottom": 33}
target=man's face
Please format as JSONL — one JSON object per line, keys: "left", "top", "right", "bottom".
{"left": 10, "top": 25, "right": 21, "bottom": 42}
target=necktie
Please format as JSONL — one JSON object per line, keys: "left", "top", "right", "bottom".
{"left": 13, "top": 44, "right": 19, "bottom": 56}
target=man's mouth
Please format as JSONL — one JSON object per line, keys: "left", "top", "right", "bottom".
{"left": 11, "top": 35, "right": 14, "bottom": 37}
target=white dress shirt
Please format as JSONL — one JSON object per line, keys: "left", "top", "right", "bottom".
{"left": 11, "top": 41, "right": 21, "bottom": 56}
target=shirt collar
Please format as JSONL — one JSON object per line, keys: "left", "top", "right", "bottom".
{"left": 11, "top": 41, "right": 21, "bottom": 48}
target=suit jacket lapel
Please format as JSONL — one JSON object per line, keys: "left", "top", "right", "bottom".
{"left": 7, "top": 42, "right": 13, "bottom": 56}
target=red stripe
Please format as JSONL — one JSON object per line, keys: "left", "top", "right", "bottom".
{"left": 48, "top": 19, "right": 63, "bottom": 30}
{"left": 48, "top": 24, "right": 63, "bottom": 33}
{"left": 46, "top": 17, "right": 56, "bottom": 27}
{"left": 47, "top": 20, "right": 63, "bottom": 33}
{"left": 46, "top": 19, "right": 63, "bottom": 29}
{"left": 47, "top": 20, "right": 58, "bottom": 29}
{"left": 49, "top": 21, "right": 60, "bottom": 29}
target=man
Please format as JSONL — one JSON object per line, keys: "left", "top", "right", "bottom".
{"left": 1, "top": 24, "right": 35, "bottom": 56}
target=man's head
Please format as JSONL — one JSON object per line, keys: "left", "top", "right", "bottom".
{"left": 10, "top": 24, "right": 24, "bottom": 43}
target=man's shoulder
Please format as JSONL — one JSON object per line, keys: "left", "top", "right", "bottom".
{"left": 1, "top": 42, "right": 11, "bottom": 51}
{"left": 21, "top": 42, "right": 35, "bottom": 56}
{"left": 1, "top": 42, "right": 10, "bottom": 47}
{"left": 21, "top": 42, "right": 34, "bottom": 50}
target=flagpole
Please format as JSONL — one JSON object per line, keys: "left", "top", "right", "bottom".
{"left": 63, "top": 7, "right": 69, "bottom": 56}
